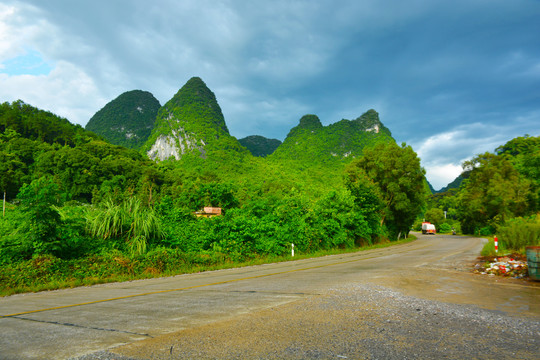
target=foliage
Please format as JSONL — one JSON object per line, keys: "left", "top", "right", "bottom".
{"left": 343, "top": 167, "right": 384, "bottom": 242}
{"left": 496, "top": 215, "right": 540, "bottom": 251}
{"left": 438, "top": 223, "right": 453, "bottom": 233}
{"left": 497, "top": 135, "right": 540, "bottom": 212}
{"left": 424, "top": 208, "right": 445, "bottom": 228}
{"left": 0, "top": 100, "right": 98, "bottom": 146}
{"left": 86, "top": 90, "right": 161, "bottom": 149}
{"left": 16, "top": 176, "right": 63, "bottom": 255}
{"left": 480, "top": 239, "right": 507, "bottom": 257}
{"left": 86, "top": 197, "right": 163, "bottom": 255}
{"left": 346, "top": 142, "right": 427, "bottom": 239}
{"left": 458, "top": 152, "right": 535, "bottom": 233}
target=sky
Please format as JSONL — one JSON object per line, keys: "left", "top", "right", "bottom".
{"left": 1, "top": 0, "right": 539, "bottom": 190}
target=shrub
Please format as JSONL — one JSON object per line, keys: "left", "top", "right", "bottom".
{"left": 496, "top": 215, "right": 540, "bottom": 251}
{"left": 439, "top": 223, "right": 452, "bottom": 233}
{"left": 477, "top": 226, "right": 495, "bottom": 236}
{"left": 480, "top": 239, "right": 507, "bottom": 257}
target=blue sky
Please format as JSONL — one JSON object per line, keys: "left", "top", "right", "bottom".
{"left": 1, "top": 0, "right": 539, "bottom": 189}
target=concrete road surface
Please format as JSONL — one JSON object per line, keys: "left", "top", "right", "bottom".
{"left": 1, "top": 234, "right": 539, "bottom": 359}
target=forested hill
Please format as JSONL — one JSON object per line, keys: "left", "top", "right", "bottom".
{"left": 268, "top": 110, "right": 394, "bottom": 166}
{"left": 142, "top": 76, "right": 249, "bottom": 162}
{"left": 0, "top": 100, "right": 148, "bottom": 202}
{"left": 86, "top": 90, "right": 160, "bottom": 150}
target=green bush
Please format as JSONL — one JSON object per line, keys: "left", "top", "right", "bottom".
{"left": 496, "top": 215, "right": 540, "bottom": 251}
{"left": 439, "top": 223, "right": 452, "bottom": 233}
{"left": 477, "top": 226, "right": 495, "bottom": 236}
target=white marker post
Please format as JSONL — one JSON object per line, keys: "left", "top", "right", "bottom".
{"left": 494, "top": 235, "right": 498, "bottom": 254}
{"left": 291, "top": 243, "right": 295, "bottom": 257}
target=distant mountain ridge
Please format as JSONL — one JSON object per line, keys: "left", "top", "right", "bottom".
{"left": 86, "top": 90, "right": 160, "bottom": 149}
{"left": 238, "top": 135, "right": 282, "bottom": 157}
{"left": 435, "top": 174, "right": 465, "bottom": 193}
{"left": 269, "top": 110, "right": 394, "bottom": 165}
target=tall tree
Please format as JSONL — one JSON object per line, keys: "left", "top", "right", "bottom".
{"left": 458, "top": 152, "right": 533, "bottom": 233}
{"left": 346, "top": 142, "right": 426, "bottom": 239}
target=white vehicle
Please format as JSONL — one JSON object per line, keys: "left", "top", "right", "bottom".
{"left": 421, "top": 222, "right": 436, "bottom": 234}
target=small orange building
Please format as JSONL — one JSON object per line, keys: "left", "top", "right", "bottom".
{"left": 195, "top": 207, "right": 222, "bottom": 218}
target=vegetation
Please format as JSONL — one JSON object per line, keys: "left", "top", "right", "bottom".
{"left": 346, "top": 142, "right": 426, "bottom": 240}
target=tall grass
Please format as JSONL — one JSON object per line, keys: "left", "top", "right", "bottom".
{"left": 497, "top": 214, "right": 540, "bottom": 251}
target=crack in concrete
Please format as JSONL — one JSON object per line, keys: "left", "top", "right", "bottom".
{"left": 11, "top": 316, "right": 153, "bottom": 338}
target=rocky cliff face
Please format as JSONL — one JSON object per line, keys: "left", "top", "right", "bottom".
{"left": 147, "top": 128, "right": 206, "bottom": 161}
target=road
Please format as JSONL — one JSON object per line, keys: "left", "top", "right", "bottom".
{"left": 1, "top": 234, "right": 539, "bottom": 359}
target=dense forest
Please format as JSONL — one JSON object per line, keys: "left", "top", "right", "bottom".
{"left": 1, "top": 77, "right": 538, "bottom": 294}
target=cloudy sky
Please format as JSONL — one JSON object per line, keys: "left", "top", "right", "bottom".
{"left": 1, "top": 0, "right": 539, "bottom": 189}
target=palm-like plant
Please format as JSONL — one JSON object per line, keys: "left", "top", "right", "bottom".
{"left": 86, "top": 197, "right": 162, "bottom": 255}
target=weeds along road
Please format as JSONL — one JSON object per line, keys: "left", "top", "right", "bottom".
{"left": 1, "top": 234, "right": 539, "bottom": 359}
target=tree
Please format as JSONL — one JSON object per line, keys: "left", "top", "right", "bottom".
{"left": 343, "top": 168, "right": 384, "bottom": 242}
{"left": 424, "top": 208, "right": 445, "bottom": 228}
{"left": 16, "top": 176, "right": 63, "bottom": 255}
{"left": 458, "top": 152, "right": 534, "bottom": 234}
{"left": 0, "top": 151, "right": 26, "bottom": 202}
{"left": 346, "top": 142, "right": 426, "bottom": 239}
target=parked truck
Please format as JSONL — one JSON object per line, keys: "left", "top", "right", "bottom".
{"left": 421, "top": 222, "right": 436, "bottom": 234}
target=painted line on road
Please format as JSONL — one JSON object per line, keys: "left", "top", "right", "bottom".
{"left": 1, "top": 243, "right": 433, "bottom": 319}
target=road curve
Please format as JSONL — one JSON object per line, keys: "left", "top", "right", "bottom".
{"left": 1, "top": 234, "right": 538, "bottom": 359}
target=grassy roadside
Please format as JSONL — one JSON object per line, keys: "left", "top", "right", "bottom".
{"left": 0, "top": 236, "right": 415, "bottom": 297}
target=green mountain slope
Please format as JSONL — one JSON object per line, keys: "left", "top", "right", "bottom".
{"left": 269, "top": 109, "right": 394, "bottom": 166}
{"left": 86, "top": 90, "right": 160, "bottom": 149}
{"left": 143, "top": 77, "right": 248, "bottom": 162}
{"left": 238, "top": 135, "right": 282, "bottom": 157}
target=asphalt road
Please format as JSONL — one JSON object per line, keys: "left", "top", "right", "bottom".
{"left": 1, "top": 234, "right": 539, "bottom": 359}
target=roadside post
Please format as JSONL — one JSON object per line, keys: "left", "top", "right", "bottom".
{"left": 291, "top": 243, "right": 295, "bottom": 257}
{"left": 494, "top": 236, "right": 498, "bottom": 254}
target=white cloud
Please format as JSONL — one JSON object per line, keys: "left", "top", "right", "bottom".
{"left": 0, "top": 61, "right": 106, "bottom": 125}
{"left": 424, "top": 163, "right": 463, "bottom": 191}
